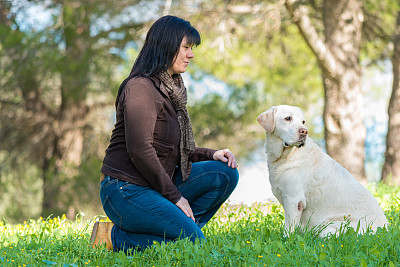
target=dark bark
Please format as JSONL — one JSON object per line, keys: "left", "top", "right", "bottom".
{"left": 382, "top": 11, "right": 400, "bottom": 184}
{"left": 41, "top": 1, "right": 91, "bottom": 216}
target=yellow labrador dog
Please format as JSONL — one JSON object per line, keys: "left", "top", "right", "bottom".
{"left": 257, "top": 105, "right": 387, "bottom": 237}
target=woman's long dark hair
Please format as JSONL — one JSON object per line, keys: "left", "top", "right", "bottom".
{"left": 115, "top": 15, "right": 201, "bottom": 108}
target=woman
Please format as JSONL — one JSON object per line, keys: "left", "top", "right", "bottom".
{"left": 90, "top": 15, "right": 239, "bottom": 252}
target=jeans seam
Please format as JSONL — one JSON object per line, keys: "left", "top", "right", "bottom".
{"left": 104, "top": 196, "right": 123, "bottom": 229}
{"left": 111, "top": 225, "right": 117, "bottom": 252}
{"left": 175, "top": 170, "right": 227, "bottom": 190}
{"left": 199, "top": 174, "right": 231, "bottom": 225}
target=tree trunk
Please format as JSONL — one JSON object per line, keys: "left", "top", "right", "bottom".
{"left": 285, "top": 0, "right": 366, "bottom": 181}
{"left": 41, "top": 1, "right": 90, "bottom": 216}
{"left": 41, "top": 106, "right": 86, "bottom": 217}
{"left": 381, "top": 11, "right": 400, "bottom": 184}
{"left": 322, "top": 0, "right": 366, "bottom": 181}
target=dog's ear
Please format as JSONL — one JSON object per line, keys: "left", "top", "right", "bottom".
{"left": 257, "top": 106, "right": 277, "bottom": 132}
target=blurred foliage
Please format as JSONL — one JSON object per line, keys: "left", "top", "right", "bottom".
{"left": 361, "top": 0, "right": 400, "bottom": 64}
{"left": 0, "top": 152, "right": 43, "bottom": 221}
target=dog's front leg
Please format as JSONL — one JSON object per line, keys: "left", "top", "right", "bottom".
{"left": 282, "top": 194, "right": 306, "bottom": 234}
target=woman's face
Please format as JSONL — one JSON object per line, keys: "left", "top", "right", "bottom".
{"left": 168, "top": 37, "right": 194, "bottom": 75}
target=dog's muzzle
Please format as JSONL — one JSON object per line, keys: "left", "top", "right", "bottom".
{"left": 297, "top": 127, "right": 308, "bottom": 148}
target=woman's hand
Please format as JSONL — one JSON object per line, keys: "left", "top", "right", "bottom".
{"left": 175, "top": 197, "right": 195, "bottom": 221}
{"left": 213, "top": 148, "right": 238, "bottom": 168}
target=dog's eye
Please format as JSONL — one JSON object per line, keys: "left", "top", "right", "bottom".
{"left": 303, "top": 120, "right": 306, "bottom": 125}
{"left": 284, "top": 116, "right": 292, "bottom": 122}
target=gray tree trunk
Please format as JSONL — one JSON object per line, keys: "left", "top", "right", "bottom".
{"left": 285, "top": 0, "right": 366, "bottom": 181}
{"left": 382, "top": 11, "right": 400, "bottom": 184}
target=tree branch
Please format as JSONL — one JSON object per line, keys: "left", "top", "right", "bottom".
{"left": 284, "top": 0, "right": 341, "bottom": 78}
{"left": 226, "top": 3, "right": 265, "bottom": 15}
{"left": 91, "top": 22, "right": 144, "bottom": 42}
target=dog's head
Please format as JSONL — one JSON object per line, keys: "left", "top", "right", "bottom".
{"left": 257, "top": 105, "right": 308, "bottom": 148}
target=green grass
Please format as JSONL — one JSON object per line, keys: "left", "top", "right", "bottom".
{"left": 1, "top": 183, "right": 400, "bottom": 266}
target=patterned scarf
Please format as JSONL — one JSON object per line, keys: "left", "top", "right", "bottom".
{"left": 157, "top": 71, "right": 195, "bottom": 181}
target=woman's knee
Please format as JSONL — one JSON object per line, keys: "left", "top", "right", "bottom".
{"left": 214, "top": 161, "right": 239, "bottom": 191}
{"left": 222, "top": 162, "right": 239, "bottom": 183}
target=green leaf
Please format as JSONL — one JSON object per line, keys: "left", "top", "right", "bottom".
{"left": 360, "top": 259, "right": 368, "bottom": 267}
{"left": 234, "top": 241, "right": 241, "bottom": 252}
{"left": 319, "top": 252, "right": 327, "bottom": 260}
{"left": 8, "top": 234, "right": 18, "bottom": 244}
{"left": 42, "top": 260, "right": 57, "bottom": 265}
{"left": 276, "top": 241, "right": 285, "bottom": 251}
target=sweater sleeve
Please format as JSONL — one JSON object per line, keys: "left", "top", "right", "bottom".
{"left": 189, "top": 147, "right": 218, "bottom": 163}
{"left": 123, "top": 80, "right": 182, "bottom": 203}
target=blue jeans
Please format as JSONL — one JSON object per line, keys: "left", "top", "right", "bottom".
{"left": 100, "top": 160, "right": 239, "bottom": 252}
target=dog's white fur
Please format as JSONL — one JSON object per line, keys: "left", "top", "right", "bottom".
{"left": 257, "top": 105, "right": 387, "bottom": 236}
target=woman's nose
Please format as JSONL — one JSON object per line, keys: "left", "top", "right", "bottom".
{"left": 187, "top": 48, "right": 194, "bottom": 58}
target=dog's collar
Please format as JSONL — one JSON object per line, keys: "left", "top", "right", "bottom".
{"left": 283, "top": 141, "right": 289, "bottom": 147}
{"left": 283, "top": 141, "right": 305, "bottom": 148}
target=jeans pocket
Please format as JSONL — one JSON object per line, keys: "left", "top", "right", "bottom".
{"left": 119, "top": 183, "right": 147, "bottom": 200}
{"left": 100, "top": 178, "right": 108, "bottom": 188}
{"left": 101, "top": 176, "right": 118, "bottom": 190}
{"left": 103, "top": 196, "right": 123, "bottom": 229}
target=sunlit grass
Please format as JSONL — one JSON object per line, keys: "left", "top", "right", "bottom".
{"left": 1, "top": 182, "right": 400, "bottom": 266}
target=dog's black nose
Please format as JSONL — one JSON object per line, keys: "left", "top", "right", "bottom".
{"left": 298, "top": 128, "right": 308, "bottom": 136}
